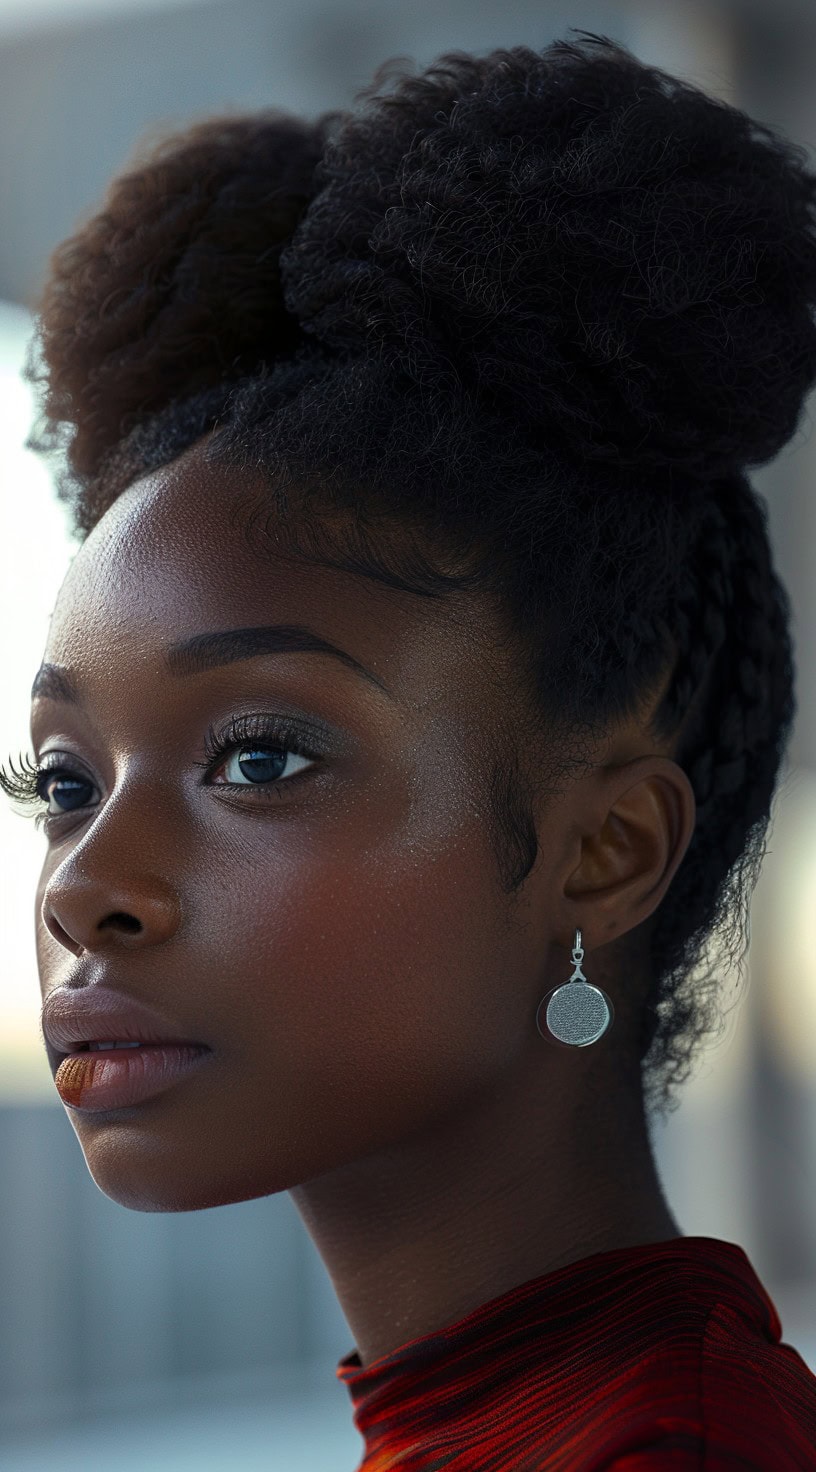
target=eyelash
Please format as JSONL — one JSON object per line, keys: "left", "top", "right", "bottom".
{"left": 0, "top": 713, "right": 322, "bottom": 835}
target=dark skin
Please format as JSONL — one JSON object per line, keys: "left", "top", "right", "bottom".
{"left": 31, "top": 435, "right": 693, "bottom": 1369}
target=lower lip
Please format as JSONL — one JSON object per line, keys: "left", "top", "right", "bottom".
{"left": 53, "top": 1044, "right": 212, "bottom": 1111}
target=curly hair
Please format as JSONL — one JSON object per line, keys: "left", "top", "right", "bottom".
{"left": 15, "top": 29, "right": 816, "bottom": 1122}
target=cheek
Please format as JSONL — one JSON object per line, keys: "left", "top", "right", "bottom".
{"left": 213, "top": 799, "right": 524, "bottom": 1142}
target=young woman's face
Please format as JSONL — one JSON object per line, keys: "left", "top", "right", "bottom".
{"left": 31, "top": 437, "right": 569, "bottom": 1212}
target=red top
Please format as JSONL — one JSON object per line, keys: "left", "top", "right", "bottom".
{"left": 336, "top": 1236, "right": 816, "bottom": 1470}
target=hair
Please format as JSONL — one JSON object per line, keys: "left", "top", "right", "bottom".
{"left": 17, "top": 29, "right": 816, "bottom": 1122}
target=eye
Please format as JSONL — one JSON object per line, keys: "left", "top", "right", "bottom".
{"left": 0, "top": 752, "right": 92, "bottom": 831}
{"left": 211, "top": 745, "right": 311, "bottom": 787}
{"left": 37, "top": 768, "right": 93, "bottom": 814}
{"left": 0, "top": 712, "right": 325, "bottom": 833}
{"left": 201, "top": 715, "right": 319, "bottom": 796}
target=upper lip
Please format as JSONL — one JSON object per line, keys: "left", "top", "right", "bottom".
{"left": 41, "top": 985, "right": 210, "bottom": 1064}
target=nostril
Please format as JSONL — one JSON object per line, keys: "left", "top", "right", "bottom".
{"left": 100, "top": 914, "right": 142, "bottom": 934}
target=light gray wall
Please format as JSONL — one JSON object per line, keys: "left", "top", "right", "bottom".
{"left": 0, "top": 0, "right": 619, "bottom": 309}
{"left": 0, "top": 1101, "right": 352, "bottom": 1437}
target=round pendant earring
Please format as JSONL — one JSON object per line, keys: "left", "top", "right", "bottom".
{"left": 535, "top": 929, "right": 614, "bottom": 1047}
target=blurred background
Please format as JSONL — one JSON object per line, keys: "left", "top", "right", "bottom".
{"left": 1, "top": 0, "right": 816, "bottom": 1467}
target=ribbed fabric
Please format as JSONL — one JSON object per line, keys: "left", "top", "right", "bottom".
{"left": 336, "top": 1236, "right": 816, "bottom": 1470}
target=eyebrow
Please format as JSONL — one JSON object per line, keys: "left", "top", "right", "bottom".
{"left": 30, "top": 624, "right": 392, "bottom": 705}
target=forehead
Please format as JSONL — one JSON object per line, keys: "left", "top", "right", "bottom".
{"left": 38, "top": 444, "right": 512, "bottom": 714}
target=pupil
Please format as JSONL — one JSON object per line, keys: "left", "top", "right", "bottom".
{"left": 46, "top": 778, "right": 89, "bottom": 812}
{"left": 237, "top": 747, "right": 285, "bottom": 783}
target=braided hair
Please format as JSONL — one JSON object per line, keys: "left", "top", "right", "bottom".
{"left": 13, "top": 30, "right": 815, "bottom": 1121}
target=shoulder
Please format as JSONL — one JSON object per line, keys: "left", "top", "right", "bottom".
{"left": 697, "top": 1301, "right": 816, "bottom": 1468}
{"left": 589, "top": 1302, "right": 816, "bottom": 1471}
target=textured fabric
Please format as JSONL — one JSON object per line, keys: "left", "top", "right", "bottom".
{"left": 335, "top": 1236, "right": 816, "bottom": 1470}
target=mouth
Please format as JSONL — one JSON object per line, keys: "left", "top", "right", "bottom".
{"left": 47, "top": 1040, "right": 212, "bottom": 1074}
{"left": 41, "top": 984, "right": 213, "bottom": 1079}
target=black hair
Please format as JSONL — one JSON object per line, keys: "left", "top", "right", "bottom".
{"left": 13, "top": 30, "right": 816, "bottom": 1121}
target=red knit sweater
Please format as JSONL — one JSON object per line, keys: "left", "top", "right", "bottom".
{"left": 336, "top": 1236, "right": 816, "bottom": 1470}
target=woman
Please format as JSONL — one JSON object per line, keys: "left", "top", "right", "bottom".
{"left": 3, "top": 28, "right": 815, "bottom": 1469}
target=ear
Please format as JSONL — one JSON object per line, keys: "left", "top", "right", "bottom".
{"left": 560, "top": 755, "right": 696, "bottom": 946}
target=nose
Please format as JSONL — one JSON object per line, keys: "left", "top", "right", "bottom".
{"left": 40, "top": 873, "right": 182, "bottom": 957}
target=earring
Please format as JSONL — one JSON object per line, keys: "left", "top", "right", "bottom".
{"left": 535, "top": 928, "right": 615, "bottom": 1047}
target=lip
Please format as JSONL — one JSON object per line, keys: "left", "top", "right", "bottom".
{"left": 41, "top": 985, "right": 210, "bottom": 1072}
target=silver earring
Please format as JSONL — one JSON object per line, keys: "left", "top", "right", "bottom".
{"left": 535, "top": 928, "right": 615, "bottom": 1047}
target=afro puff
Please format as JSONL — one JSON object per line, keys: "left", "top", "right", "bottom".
{"left": 14, "top": 30, "right": 816, "bottom": 1121}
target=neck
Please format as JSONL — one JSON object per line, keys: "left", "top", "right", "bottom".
{"left": 290, "top": 1055, "right": 679, "bottom": 1368}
